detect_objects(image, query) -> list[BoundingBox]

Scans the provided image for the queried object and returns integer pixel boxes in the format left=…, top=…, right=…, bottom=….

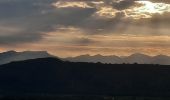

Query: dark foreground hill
left=0, top=57, right=170, bottom=97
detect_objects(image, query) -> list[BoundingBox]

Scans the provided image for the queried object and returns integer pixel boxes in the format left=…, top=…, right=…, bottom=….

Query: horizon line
left=0, top=50, right=169, bottom=58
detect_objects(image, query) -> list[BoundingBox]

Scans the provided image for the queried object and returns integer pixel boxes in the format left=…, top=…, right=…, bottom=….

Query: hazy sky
left=0, top=0, right=170, bottom=57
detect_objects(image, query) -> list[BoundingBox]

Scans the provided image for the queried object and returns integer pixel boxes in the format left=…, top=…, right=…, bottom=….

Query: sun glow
left=135, top=1, right=170, bottom=14
left=123, top=1, right=170, bottom=19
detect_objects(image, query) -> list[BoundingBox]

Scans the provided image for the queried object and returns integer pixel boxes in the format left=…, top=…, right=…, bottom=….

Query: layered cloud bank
left=0, top=0, right=170, bottom=57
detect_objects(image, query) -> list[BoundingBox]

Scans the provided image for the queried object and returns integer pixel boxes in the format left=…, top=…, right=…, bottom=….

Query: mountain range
left=64, top=53, right=170, bottom=65
left=0, top=50, right=52, bottom=65
left=0, top=51, right=170, bottom=97
left=0, top=51, right=170, bottom=65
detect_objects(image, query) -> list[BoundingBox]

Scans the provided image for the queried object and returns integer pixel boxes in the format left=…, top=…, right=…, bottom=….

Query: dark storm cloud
left=0, top=0, right=56, bottom=18
left=112, top=0, right=136, bottom=10
left=0, top=0, right=58, bottom=45
left=0, top=0, right=97, bottom=45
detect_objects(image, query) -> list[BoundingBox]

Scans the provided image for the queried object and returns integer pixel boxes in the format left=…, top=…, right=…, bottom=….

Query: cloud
left=112, top=0, right=136, bottom=10
left=52, top=1, right=93, bottom=8
left=0, top=0, right=57, bottom=45
left=0, top=0, right=170, bottom=47
left=0, top=0, right=96, bottom=45
left=1, top=0, right=170, bottom=57
left=150, top=0, right=170, bottom=3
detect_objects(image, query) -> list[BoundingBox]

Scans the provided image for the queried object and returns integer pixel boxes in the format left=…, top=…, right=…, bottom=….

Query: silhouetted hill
left=0, top=58, right=170, bottom=97
left=0, top=51, right=53, bottom=65
left=64, top=53, right=170, bottom=65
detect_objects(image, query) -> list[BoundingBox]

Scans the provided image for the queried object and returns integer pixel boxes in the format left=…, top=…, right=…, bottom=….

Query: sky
left=0, top=0, right=170, bottom=57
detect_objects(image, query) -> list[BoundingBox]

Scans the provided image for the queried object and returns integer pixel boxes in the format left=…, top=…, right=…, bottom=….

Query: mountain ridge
left=0, top=50, right=170, bottom=65
left=0, top=50, right=53, bottom=65
left=64, top=53, right=170, bottom=65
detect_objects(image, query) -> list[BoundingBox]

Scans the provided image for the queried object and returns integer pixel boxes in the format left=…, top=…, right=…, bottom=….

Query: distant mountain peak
left=2, top=50, right=17, bottom=54
left=129, top=53, right=150, bottom=57
left=1, top=50, right=49, bottom=54
left=92, top=54, right=103, bottom=57
left=0, top=50, right=53, bottom=65
left=76, top=54, right=91, bottom=57
left=22, top=50, right=48, bottom=53
left=64, top=53, right=170, bottom=65
left=154, top=54, right=169, bottom=58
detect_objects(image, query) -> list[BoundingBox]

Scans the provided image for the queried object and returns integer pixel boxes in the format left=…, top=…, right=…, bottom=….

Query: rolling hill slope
left=0, top=58, right=170, bottom=97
